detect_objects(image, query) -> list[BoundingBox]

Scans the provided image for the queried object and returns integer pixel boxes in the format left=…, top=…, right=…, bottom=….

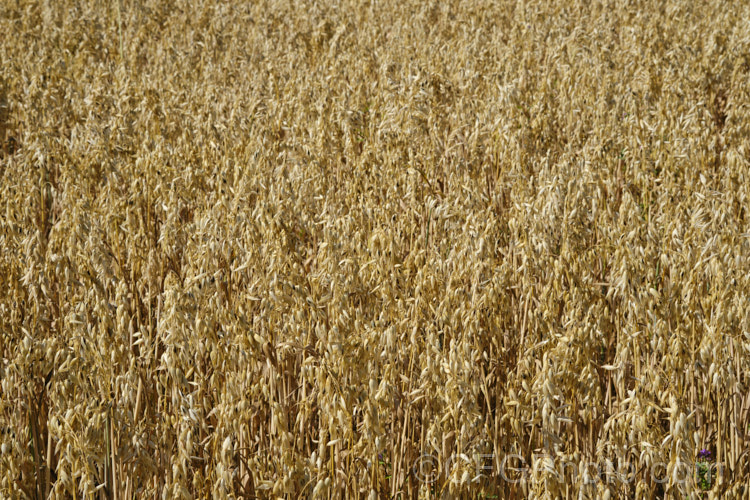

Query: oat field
left=2, top=0, right=750, bottom=498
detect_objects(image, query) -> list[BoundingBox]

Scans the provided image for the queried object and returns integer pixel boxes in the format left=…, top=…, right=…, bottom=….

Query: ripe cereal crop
left=1, top=0, right=750, bottom=498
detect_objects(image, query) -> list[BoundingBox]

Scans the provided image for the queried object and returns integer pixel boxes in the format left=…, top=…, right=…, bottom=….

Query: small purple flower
left=696, top=449, right=714, bottom=491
